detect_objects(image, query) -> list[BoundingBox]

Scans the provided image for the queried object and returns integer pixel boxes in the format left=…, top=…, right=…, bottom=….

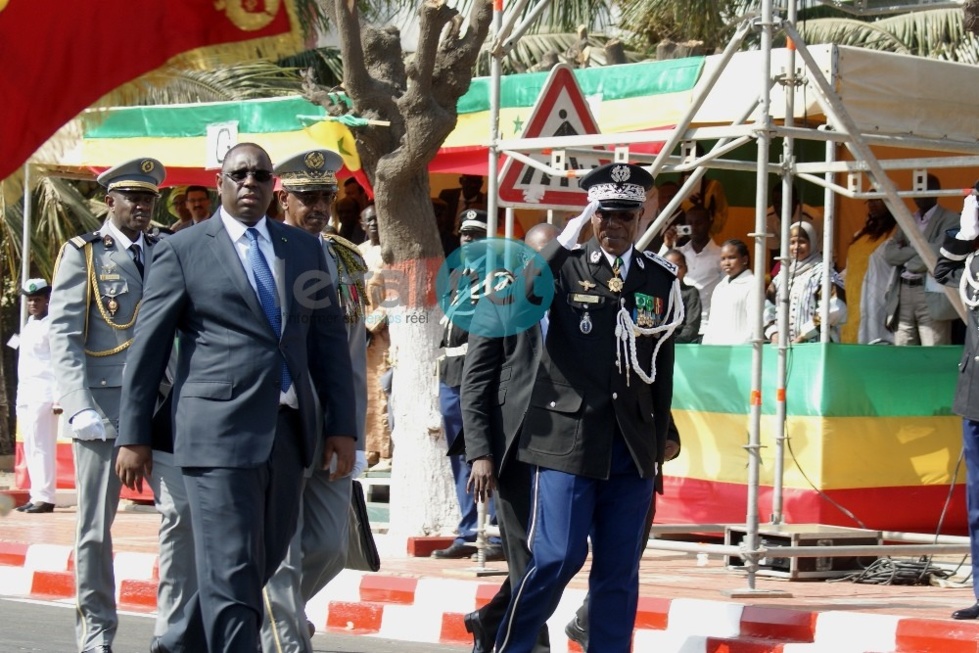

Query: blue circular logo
left=436, top=237, right=554, bottom=338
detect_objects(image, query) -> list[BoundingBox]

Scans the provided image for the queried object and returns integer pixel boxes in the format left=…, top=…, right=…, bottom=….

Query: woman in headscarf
left=764, top=221, right=847, bottom=343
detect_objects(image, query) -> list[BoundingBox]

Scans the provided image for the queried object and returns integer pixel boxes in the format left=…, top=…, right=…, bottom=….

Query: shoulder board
left=643, top=250, right=678, bottom=276
left=323, top=234, right=367, bottom=267
left=68, top=232, right=100, bottom=249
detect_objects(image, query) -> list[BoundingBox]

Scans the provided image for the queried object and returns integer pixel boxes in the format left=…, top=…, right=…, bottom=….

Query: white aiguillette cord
left=614, top=279, right=685, bottom=386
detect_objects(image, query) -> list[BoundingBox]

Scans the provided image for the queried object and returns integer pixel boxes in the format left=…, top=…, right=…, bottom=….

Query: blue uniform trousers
left=496, top=436, right=653, bottom=653
left=963, top=419, right=979, bottom=599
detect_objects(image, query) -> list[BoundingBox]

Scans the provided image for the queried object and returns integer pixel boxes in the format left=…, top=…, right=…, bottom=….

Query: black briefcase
left=345, top=480, right=381, bottom=572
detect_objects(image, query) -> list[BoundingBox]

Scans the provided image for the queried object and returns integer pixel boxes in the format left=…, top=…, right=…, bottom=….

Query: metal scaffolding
left=483, top=0, right=979, bottom=590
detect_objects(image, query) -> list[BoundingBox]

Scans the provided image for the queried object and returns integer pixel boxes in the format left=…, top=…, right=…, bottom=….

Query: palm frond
left=792, top=16, right=912, bottom=52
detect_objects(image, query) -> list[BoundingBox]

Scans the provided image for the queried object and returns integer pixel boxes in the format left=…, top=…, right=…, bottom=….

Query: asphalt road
left=0, top=596, right=469, bottom=653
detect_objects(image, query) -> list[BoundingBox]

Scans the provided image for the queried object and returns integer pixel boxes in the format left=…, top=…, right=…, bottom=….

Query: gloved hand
left=557, top=200, right=600, bottom=249
left=70, top=409, right=106, bottom=441
left=958, top=194, right=979, bottom=241
left=350, top=450, right=368, bottom=479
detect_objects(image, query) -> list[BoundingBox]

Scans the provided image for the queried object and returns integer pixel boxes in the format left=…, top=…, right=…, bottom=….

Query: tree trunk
left=317, top=0, right=493, bottom=541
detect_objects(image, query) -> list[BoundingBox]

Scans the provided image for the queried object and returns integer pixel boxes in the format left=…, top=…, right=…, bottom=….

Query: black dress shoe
left=431, top=541, right=477, bottom=559
left=82, top=646, right=112, bottom=653
left=471, top=544, right=505, bottom=562
left=565, top=615, right=589, bottom=650
left=952, top=602, right=979, bottom=620
left=22, top=501, right=55, bottom=514
left=149, top=636, right=167, bottom=653
left=464, top=610, right=494, bottom=653
left=14, top=501, right=31, bottom=512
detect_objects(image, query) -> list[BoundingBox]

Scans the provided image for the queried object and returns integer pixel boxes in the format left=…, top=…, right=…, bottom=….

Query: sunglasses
left=223, top=169, right=274, bottom=183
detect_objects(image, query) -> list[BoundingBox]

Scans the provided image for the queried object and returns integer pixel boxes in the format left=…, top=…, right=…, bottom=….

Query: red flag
left=0, top=0, right=305, bottom=181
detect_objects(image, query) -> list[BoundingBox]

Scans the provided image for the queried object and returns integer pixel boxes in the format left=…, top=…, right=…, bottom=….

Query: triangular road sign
left=498, top=64, right=608, bottom=210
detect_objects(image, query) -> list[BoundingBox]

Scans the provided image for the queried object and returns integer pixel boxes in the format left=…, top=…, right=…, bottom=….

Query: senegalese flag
left=0, top=0, right=305, bottom=182
left=661, top=344, right=965, bottom=534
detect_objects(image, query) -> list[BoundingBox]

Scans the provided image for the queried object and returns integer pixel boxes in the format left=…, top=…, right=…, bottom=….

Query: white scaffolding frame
left=480, top=0, right=977, bottom=590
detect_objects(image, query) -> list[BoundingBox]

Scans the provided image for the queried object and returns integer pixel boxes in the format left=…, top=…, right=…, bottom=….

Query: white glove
left=350, top=450, right=368, bottom=479
left=558, top=200, right=600, bottom=249
left=70, top=409, right=107, bottom=441
left=958, top=194, right=979, bottom=241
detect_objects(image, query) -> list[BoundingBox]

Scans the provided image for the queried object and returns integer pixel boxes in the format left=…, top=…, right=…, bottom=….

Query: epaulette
left=68, top=232, right=100, bottom=249
left=323, top=234, right=368, bottom=271
left=643, top=250, right=678, bottom=276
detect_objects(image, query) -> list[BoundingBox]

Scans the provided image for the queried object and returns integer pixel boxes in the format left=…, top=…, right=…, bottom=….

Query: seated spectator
left=663, top=249, right=702, bottom=343
left=841, top=198, right=897, bottom=344
left=764, top=222, right=847, bottom=343
left=702, top=239, right=757, bottom=345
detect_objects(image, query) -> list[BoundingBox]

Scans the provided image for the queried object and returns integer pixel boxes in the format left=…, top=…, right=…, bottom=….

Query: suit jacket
left=935, top=233, right=979, bottom=421
left=117, top=214, right=356, bottom=469
left=883, top=204, right=960, bottom=323
left=461, top=324, right=542, bottom=476
left=49, top=221, right=157, bottom=439
left=518, top=238, right=678, bottom=482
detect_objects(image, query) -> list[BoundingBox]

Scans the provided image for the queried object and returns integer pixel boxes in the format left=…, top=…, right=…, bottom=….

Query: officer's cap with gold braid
left=97, top=158, right=165, bottom=196
left=274, top=149, right=345, bottom=193
left=580, top=163, right=654, bottom=211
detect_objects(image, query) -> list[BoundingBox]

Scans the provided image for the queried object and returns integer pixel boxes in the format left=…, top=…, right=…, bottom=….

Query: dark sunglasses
left=223, top=169, right=274, bottom=183
left=597, top=210, right=637, bottom=224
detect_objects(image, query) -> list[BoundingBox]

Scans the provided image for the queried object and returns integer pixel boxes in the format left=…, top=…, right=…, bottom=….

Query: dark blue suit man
left=495, top=163, right=683, bottom=653
left=115, top=143, right=356, bottom=652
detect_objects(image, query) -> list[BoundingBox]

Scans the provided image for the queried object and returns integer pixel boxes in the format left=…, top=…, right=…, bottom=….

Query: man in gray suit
left=48, top=157, right=166, bottom=653
left=115, top=142, right=356, bottom=653
left=260, top=149, right=369, bottom=652
left=883, top=173, right=960, bottom=345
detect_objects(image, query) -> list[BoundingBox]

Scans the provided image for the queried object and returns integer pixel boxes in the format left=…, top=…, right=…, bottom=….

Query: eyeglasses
left=223, top=169, right=274, bottom=183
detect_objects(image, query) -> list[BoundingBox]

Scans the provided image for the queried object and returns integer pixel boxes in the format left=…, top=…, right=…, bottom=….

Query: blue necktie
left=245, top=228, right=292, bottom=392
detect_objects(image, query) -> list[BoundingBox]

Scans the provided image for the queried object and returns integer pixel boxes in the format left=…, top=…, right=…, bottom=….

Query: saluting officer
left=936, top=191, right=979, bottom=621
left=260, top=149, right=370, bottom=653
left=48, top=157, right=165, bottom=653
left=494, top=163, right=684, bottom=653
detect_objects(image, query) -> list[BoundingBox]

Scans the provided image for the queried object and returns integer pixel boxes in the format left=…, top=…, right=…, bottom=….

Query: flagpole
left=20, top=163, right=31, bottom=327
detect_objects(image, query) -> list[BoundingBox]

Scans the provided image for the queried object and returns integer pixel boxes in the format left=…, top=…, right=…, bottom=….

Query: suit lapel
left=268, top=220, right=294, bottom=337
left=205, top=217, right=271, bottom=332
left=622, top=248, right=645, bottom=296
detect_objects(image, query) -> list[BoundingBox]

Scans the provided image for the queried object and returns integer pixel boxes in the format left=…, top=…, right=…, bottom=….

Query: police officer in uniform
left=14, top=278, right=59, bottom=514
left=260, top=149, right=370, bottom=652
left=936, top=191, right=979, bottom=620
left=494, top=163, right=683, bottom=653
left=432, top=210, right=502, bottom=561
left=49, top=157, right=165, bottom=653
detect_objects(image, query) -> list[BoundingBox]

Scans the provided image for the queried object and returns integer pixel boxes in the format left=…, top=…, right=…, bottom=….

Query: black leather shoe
left=82, top=646, right=112, bottom=653
left=306, top=619, right=316, bottom=638
left=952, top=602, right=979, bottom=620
left=149, top=637, right=168, bottom=653
left=431, top=541, right=477, bottom=559
left=565, top=615, right=589, bottom=650
left=471, top=544, right=505, bottom=562
left=22, top=501, right=55, bottom=514
left=463, top=610, right=494, bottom=653
left=14, top=501, right=31, bottom=512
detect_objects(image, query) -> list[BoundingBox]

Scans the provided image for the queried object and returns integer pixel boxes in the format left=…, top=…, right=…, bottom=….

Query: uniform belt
left=443, top=344, right=469, bottom=357
left=900, top=277, right=924, bottom=287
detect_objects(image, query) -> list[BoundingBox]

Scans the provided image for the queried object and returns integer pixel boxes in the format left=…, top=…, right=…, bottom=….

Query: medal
left=102, top=234, right=115, bottom=248
left=579, top=311, right=593, bottom=334
left=607, top=277, right=624, bottom=293
left=106, top=296, right=119, bottom=317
